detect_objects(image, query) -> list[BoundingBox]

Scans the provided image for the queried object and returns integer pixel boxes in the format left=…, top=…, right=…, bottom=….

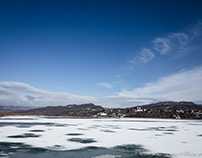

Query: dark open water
left=0, top=142, right=170, bottom=158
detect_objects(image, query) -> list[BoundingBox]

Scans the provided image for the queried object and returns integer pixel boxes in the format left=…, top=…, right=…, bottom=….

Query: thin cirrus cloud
left=152, top=37, right=171, bottom=55
left=189, top=20, right=202, bottom=40
left=127, top=21, right=202, bottom=70
left=97, top=82, right=113, bottom=89
left=128, top=47, right=155, bottom=67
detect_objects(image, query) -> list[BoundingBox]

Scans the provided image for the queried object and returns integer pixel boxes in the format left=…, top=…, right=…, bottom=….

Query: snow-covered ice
left=0, top=116, right=202, bottom=158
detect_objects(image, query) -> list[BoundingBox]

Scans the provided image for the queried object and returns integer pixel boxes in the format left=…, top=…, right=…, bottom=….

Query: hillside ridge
left=0, top=101, right=202, bottom=119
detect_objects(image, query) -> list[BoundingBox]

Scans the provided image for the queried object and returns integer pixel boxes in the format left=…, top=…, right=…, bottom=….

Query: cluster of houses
left=91, top=106, right=202, bottom=119
left=92, top=106, right=146, bottom=118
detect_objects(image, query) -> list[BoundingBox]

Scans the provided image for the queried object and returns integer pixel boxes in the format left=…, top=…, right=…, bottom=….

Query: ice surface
left=0, top=116, right=202, bottom=158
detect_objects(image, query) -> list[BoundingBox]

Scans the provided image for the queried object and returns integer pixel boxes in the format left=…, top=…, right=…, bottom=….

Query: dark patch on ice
left=66, top=133, right=84, bottom=136
left=55, top=123, right=77, bottom=127
left=0, top=122, right=70, bottom=129
left=168, top=126, right=177, bottom=128
left=165, top=129, right=177, bottom=132
left=148, top=127, right=178, bottom=132
left=101, top=129, right=116, bottom=133
left=103, top=125, right=121, bottom=130
left=77, top=128, right=89, bottom=130
left=48, top=145, right=65, bottom=150
left=197, top=134, right=202, bottom=137
left=68, top=124, right=78, bottom=126
left=163, top=132, right=173, bottom=135
left=30, top=130, right=45, bottom=132
left=111, top=126, right=121, bottom=129
left=128, top=126, right=178, bottom=132
left=68, top=138, right=96, bottom=144
left=128, top=128, right=146, bottom=131
left=155, top=134, right=162, bottom=136
left=182, top=141, right=187, bottom=144
left=88, top=125, right=101, bottom=129
left=188, top=123, right=202, bottom=126
left=54, top=123, right=66, bottom=127
left=0, top=122, right=55, bottom=128
left=99, top=125, right=109, bottom=129
left=17, top=125, right=31, bottom=128
left=54, top=145, right=62, bottom=147
left=8, top=133, right=41, bottom=138
left=53, top=145, right=63, bottom=149
left=91, top=125, right=102, bottom=128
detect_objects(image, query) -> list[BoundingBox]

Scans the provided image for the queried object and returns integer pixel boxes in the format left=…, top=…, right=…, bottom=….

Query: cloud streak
left=118, top=66, right=202, bottom=104
left=127, top=20, right=202, bottom=70
left=97, top=82, right=113, bottom=89
left=128, top=48, right=155, bottom=69
left=152, top=38, right=171, bottom=55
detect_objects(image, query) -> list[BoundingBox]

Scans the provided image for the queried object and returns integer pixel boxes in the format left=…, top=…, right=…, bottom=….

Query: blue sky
left=1, top=0, right=202, bottom=107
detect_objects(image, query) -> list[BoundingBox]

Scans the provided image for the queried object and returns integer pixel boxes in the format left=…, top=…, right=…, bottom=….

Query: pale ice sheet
left=0, top=116, right=202, bottom=157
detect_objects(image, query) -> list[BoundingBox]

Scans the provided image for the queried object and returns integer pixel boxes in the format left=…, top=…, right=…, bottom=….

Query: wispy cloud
left=97, top=82, right=112, bottom=89
left=152, top=37, right=171, bottom=55
left=128, top=47, right=155, bottom=70
left=169, top=33, right=190, bottom=48
left=118, top=66, right=202, bottom=103
left=188, top=20, right=202, bottom=40
left=127, top=20, right=202, bottom=70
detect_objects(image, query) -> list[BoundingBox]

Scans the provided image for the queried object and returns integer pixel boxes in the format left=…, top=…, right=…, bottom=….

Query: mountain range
left=0, top=105, right=32, bottom=113
left=0, top=101, right=202, bottom=119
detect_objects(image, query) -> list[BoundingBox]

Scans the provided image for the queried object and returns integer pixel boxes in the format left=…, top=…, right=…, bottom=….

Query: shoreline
left=1, top=114, right=201, bottom=120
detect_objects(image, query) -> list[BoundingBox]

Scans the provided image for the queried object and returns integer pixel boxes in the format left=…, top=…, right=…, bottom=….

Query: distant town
left=0, top=101, right=202, bottom=119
